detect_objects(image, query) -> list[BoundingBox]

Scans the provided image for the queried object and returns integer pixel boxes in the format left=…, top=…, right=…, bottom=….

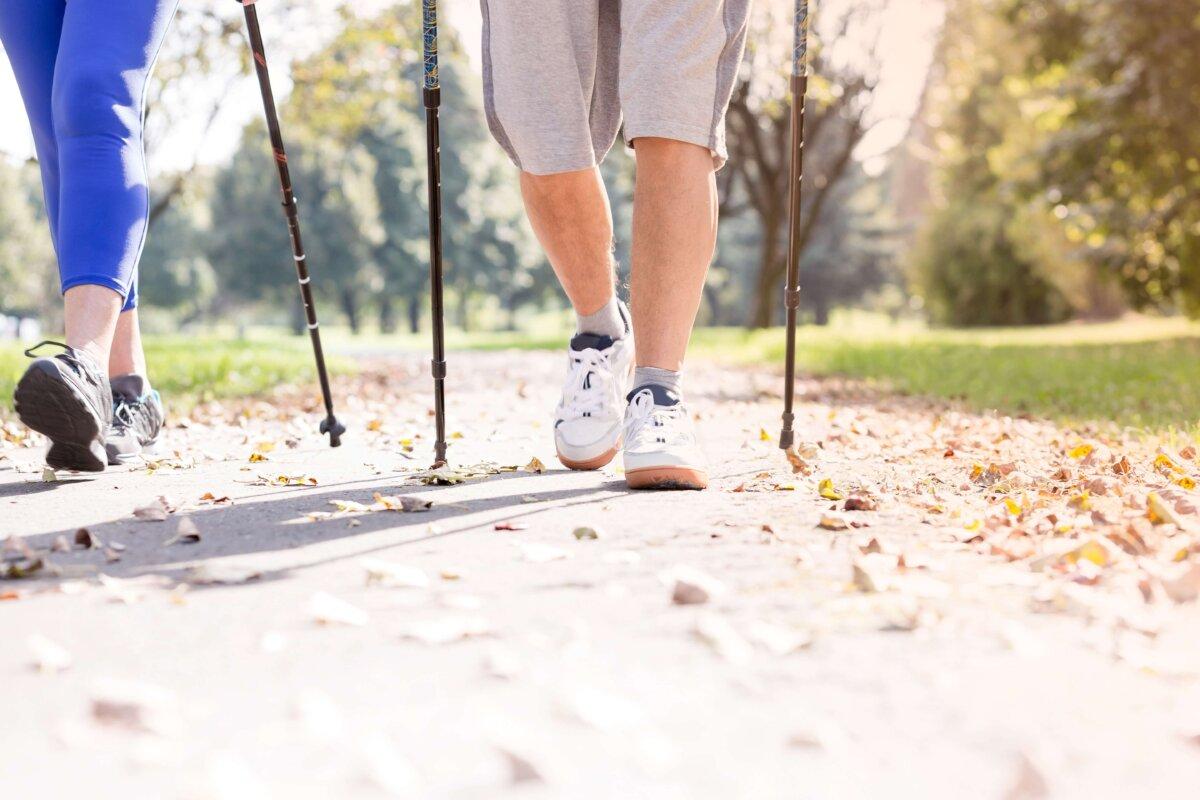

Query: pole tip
left=321, top=416, right=346, bottom=448
left=779, top=428, right=795, bottom=450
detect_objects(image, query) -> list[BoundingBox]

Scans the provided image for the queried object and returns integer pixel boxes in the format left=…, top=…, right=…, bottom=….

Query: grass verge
left=2, top=316, right=1195, bottom=433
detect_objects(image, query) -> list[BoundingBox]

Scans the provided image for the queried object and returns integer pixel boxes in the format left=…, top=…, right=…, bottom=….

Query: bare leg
left=629, top=138, right=718, bottom=372
left=63, top=285, right=122, bottom=367
left=109, top=309, right=148, bottom=378
left=520, top=167, right=616, bottom=315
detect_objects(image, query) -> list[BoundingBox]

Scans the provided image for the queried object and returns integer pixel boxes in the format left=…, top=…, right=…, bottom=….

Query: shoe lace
left=624, top=389, right=693, bottom=449
left=111, top=398, right=140, bottom=434
left=558, top=348, right=617, bottom=420
left=23, top=340, right=102, bottom=387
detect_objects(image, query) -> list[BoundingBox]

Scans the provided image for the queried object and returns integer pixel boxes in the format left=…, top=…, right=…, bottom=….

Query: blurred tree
left=1008, top=0, right=1200, bottom=315
left=724, top=1, right=892, bottom=327
left=0, top=158, right=57, bottom=317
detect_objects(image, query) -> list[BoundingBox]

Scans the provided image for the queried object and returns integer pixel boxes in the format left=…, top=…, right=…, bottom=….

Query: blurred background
left=0, top=0, right=1197, bottom=427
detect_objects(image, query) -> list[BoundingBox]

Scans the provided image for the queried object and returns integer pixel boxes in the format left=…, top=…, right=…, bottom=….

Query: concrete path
left=2, top=351, right=1198, bottom=799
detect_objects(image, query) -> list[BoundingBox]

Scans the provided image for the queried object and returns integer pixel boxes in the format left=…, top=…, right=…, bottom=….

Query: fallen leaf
left=493, top=521, right=528, bottom=532
left=248, top=451, right=269, bottom=463
left=362, top=559, right=429, bottom=589
left=818, top=478, right=844, bottom=501
left=572, top=526, right=600, bottom=541
left=497, top=748, right=544, bottom=785
left=373, top=493, right=432, bottom=512
left=41, top=467, right=57, bottom=482
left=818, top=514, right=850, bottom=531
left=524, top=457, right=547, bottom=474
left=330, top=499, right=372, bottom=514
left=397, top=615, right=491, bottom=644
left=309, top=592, right=369, bottom=627
left=667, top=566, right=725, bottom=605
left=74, top=528, right=101, bottom=549
left=1148, top=492, right=1186, bottom=528
left=199, top=492, right=231, bottom=504
left=784, top=446, right=813, bottom=475
left=163, top=517, right=201, bottom=546
left=1068, top=443, right=1094, bottom=459
left=133, top=497, right=171, bottom=522
left=844, top=496, right=877, bottom=512
left=185, top=563, right=262, bottom=585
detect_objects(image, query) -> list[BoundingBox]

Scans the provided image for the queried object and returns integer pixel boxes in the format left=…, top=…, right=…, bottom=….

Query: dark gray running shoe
left=13, top=341, right=113, bottom=472
left=106, top=375, right=165, bottom=465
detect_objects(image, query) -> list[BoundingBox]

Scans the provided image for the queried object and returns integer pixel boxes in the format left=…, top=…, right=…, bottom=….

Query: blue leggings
left=0, top=0, right=178, bottom=311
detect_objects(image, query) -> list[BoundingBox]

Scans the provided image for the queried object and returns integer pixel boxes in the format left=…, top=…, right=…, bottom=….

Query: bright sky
left=0, top=0, right=940, bottom=173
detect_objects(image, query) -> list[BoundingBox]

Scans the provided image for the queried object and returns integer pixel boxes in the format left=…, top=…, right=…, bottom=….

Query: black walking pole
left=423, top=0, right=449, bottom=467
left=780, top=0, right=810, bottom=453
left=236, top=0, right=344, bottom=447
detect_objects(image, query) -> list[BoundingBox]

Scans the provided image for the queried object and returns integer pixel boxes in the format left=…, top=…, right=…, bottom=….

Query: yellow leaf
left=366, top=419, right=383, bottom=432
left=1147, top=492, right=1184, bottom=527
left=524, top=457, right=546, bottom=474
left=1004, top=497, right=1023, bottom=516
left=254, top=440, right=277, bottom=453
left=969, top=463, right=984, bottom=481
left=450, top=432, right=464, bottom=440
left=1171, top=475, right=1196, bottom=490
left=1154, top=454, right=1184, bottom=474
left=818, top=514, right=849, bottom=531
left=1064, top=539, right=1109, bottom=568
left=1068, top=444, right=1093, bottom=460
left=759, top=428, right=771, bottom=442
left=1068, top=491, right=1092, bottom=510
left=964, top=519, right=982, bottom=532
left=817, top=478, right=844, bottom=501
left=249, top=452, right=268, bottom=463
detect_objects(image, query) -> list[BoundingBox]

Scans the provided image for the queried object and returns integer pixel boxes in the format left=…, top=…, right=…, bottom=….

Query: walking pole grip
left=424, top=0, right=449, bottom=466
left=238, top=0, right=345, bottom=448
left=779, top=0, right=809, bottom=451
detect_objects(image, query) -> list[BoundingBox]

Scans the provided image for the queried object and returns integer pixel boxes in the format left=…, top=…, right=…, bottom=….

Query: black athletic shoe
left=105, top=375, right=165, bottom=465
left=13, top=341, right=113, bottom=473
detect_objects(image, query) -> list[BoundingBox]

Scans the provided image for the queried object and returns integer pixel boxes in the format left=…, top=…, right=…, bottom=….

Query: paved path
left=2, top=351, right=1199, bottom=799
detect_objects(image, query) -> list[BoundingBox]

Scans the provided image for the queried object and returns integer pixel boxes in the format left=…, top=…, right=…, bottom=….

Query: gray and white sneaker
left=554, top=316, right=635, bottom=471
left=13, top=341, right=113, bottom=472
left=105, top=375, right=165, bottom=465
left=622, top=385, right=708, bottom=490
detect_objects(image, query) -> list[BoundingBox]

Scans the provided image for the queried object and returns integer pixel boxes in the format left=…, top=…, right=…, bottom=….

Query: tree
left=723, top=0, right=890, bottom=327
left=0, top=158, right=57, bottom=319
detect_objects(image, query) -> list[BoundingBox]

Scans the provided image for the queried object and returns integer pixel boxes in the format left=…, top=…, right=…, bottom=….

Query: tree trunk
left=341, top=288, right=360, bottom=334
left=812, top=294, right=831, bottom=326
left=379, top=296, right=396, bottom=334
left=751, top=210, right=784, bottom=328
left=407, top=295, right=421, bottom=334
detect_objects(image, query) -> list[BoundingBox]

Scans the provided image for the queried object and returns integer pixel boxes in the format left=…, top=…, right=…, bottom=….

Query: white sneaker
left=554, top=329, right=634, bottom=470
left=622, top=385, right=708, bottom=490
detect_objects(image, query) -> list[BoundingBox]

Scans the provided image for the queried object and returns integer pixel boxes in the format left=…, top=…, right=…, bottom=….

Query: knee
left=633, top=137, right=711, bottom=166
left=52, top=63, right=139, bottom=141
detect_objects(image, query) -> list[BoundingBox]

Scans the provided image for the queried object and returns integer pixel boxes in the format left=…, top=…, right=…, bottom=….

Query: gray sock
left=576, top=295, right=626, bottom=340
left=632, top=366, right=682, bottom=398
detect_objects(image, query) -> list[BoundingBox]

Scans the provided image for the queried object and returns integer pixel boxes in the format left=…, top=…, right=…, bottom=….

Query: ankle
left=632, top=366, right=682, bottom=397
left=576, top=295, right=627, bottom=340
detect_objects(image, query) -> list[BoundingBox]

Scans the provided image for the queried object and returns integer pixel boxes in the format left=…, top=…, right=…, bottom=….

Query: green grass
left=2, top=315, right=1196, bottom=433
left=0, top=336, right=357, bottom=413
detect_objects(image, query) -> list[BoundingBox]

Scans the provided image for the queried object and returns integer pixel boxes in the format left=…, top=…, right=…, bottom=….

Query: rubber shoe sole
left=625, top=465, right=708, bottom=491
left=14, top=363, right=107, bottom=473
left=557, top=443, right=619, bottom=471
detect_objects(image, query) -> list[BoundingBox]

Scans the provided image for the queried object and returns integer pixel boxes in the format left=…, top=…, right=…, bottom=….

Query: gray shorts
left=480, top=0, right=752, bottom=175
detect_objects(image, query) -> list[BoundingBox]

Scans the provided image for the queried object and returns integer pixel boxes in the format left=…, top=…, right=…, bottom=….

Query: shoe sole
left=14, top=364, right=107, bottom=473
left=107, top=437, right=166, bottom=466
left=625, top=465, right=708, bottom=491
left=557, top=444, right=619, bottom=471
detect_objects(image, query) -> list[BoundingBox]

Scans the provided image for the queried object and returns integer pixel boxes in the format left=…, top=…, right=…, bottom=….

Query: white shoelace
left=557, top=348, right=618, bottom=421
left=624, top=389, right=693, bottom=450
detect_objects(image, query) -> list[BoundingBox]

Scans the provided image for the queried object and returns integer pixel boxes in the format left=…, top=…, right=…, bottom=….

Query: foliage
left=913, top=0, right=1200, bottom=323
left=0, top=159, right=57, bottom=317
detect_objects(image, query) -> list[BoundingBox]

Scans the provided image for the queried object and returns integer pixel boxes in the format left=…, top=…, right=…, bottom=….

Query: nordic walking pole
left=423, top=0, right=449, bottom=467
left=237, top=0, right=345, bottom=447
left=780, top=0, right=810, bottom=452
